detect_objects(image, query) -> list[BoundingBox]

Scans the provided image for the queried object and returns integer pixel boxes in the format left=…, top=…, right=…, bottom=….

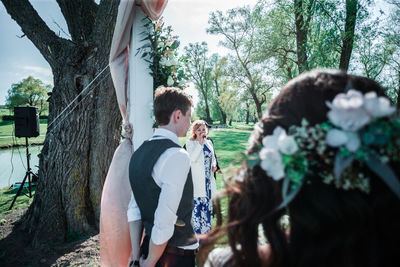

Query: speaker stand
left=9, top=137, right=38, bottom=210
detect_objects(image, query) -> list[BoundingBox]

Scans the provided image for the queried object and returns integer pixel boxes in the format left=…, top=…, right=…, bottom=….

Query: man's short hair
left=154, top=87, right=193, bottom=126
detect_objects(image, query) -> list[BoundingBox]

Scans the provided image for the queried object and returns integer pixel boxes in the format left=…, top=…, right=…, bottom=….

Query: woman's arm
left=208, top=140, right=217, bottom=170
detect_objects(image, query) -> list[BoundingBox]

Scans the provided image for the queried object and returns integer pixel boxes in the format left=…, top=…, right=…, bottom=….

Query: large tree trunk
left=245, top=102, right=250, bottom=124
left=294, top=0, right=308, bottom=73
left=249, top=87, right=262, bottom=118
left=1, top=0, right=121, bottom=245
left=214, top=80, right=227, bottom=124
left=204, top=100, right=213, bottom=124
left=221, top=111, right=227, bottom=125
left=201, top=87, right=213, bottom=124
left=339, top=0, right=358, bottom=71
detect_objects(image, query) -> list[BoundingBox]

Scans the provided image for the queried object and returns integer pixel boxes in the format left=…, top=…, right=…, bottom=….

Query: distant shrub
left=1, top=115, right=48, bottom=122
left=2, top=115, right=14, bottom=121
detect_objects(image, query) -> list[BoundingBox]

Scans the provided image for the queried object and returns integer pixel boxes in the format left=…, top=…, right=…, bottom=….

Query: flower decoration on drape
left=100, top=1, right=168, bottom=266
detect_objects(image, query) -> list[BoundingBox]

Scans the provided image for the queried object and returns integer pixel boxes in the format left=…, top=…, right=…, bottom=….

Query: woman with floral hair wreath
left=203, top=69, right=400, bottom=267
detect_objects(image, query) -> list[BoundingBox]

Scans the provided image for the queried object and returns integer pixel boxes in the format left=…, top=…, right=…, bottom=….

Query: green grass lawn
left=0, top=128, right=252, bottom=218
left=179, top=128, right=251, bottom=176
left=179, top=126, right=251, bottom=221
left=0, top=121, right=47, bottom=148
left=0, top=187, right=35, bottom=217
left=0, top=120, right=47, bottom=137
left=0, top=108, right=10, bottom=117
left=0, top=108, right=47, bottom=148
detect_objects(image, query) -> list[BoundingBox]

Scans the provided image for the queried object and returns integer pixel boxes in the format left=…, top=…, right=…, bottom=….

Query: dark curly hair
left=203, top=69, right=400, bottom=267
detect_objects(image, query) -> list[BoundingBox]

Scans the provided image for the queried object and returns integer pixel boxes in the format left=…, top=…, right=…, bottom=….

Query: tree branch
left=56, top=0, right=98, bottom=44
left=91, top=0, right=120, bottom=60
left=1, top=0, right=70, bottom=68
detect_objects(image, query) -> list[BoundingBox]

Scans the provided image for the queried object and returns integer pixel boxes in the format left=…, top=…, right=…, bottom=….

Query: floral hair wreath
left=247, top=89, right=400, bottom=210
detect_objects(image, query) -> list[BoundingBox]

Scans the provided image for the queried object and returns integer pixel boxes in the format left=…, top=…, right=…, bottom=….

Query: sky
left=0, top=0, right=259, bottom=106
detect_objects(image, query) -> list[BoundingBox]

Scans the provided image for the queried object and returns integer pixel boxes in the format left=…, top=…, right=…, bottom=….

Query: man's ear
left=172, top=109, right=182, bottom=123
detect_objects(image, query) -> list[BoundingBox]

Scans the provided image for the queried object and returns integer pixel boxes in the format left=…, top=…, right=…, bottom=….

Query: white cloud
left=15, top=65, right=53, bottom=86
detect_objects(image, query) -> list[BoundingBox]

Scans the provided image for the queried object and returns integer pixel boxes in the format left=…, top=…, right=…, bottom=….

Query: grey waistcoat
left=129, top=138, right=197, bottom=247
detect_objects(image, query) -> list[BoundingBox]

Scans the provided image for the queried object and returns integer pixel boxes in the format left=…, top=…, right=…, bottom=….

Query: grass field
left=0, top=187, right=36, bottom=217
left=0, top=108, right=10, bottom=117
left=0, top=127, right=252, bottom=217
left=0, top=108, right=47, bottom=148
left=179, top=128, right=251, bottom=173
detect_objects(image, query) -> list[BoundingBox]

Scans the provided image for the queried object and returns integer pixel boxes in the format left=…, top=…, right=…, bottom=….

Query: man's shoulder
left=162, top=145, right=190, bottom=162
left=169, top=146, right=190, bottom=160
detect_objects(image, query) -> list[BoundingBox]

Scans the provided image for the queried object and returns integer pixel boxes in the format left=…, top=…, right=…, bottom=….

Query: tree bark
left=294, top=0, right=308, bottom=73
left=245, top=102, right=250, bottom=124
left=214, top=79, right=226, bottom=124
left=221, top=112, right=227, bottom=125
left=339, top=0, right=358, bottom=71
left=1, top=0, right=121, bottom=246
left=203, top=97, right=213, bottom=124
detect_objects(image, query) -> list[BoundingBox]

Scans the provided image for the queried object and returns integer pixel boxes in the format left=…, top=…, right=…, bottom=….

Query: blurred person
left=203, top=69, right=400, bottom=267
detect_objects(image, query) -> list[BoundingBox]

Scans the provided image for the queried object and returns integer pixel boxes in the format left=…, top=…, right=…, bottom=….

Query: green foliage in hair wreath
left=245, top=90, right=400, bottom=209
left=138, top=17, right=187, bottom=90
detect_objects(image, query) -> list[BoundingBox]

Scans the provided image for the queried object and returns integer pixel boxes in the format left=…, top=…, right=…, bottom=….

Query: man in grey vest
left=128, top=87, right=198, bottom=267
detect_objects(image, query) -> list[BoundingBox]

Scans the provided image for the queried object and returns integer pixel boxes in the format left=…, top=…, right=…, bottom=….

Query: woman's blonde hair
left=191, top=120, right=207, bottom=139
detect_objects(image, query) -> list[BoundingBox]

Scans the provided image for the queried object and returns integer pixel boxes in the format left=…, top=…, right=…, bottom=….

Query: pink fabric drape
left=100, top=0, right=168, bottom=266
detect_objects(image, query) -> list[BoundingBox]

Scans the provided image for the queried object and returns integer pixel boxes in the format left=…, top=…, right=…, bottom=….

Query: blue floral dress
left=192, top=144, right=213, bottom=234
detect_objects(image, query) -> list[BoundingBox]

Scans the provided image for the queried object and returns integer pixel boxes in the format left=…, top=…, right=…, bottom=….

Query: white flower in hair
left=259, top=148, right=284, bottom=180
left=363, top=91, right=396, bottom=118
left=278, top=132, right=298, bottom=155
left=262, top=126, right=298, bottom=155
left=326, top=89, right=371, bottom=131
left=326, top=129, right=360, bottom=152
left=262, top=126, right=281, bottom=150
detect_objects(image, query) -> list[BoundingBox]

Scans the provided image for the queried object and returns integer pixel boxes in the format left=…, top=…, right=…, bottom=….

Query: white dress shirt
left=127, top=128, right=199, bottom=249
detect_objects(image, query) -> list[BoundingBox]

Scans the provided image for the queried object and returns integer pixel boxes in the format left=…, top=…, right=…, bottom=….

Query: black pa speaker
left=14, top=106, right=40, bottom=138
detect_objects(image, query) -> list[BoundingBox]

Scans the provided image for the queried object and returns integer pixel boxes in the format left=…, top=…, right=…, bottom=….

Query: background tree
left=256, top=1, right=298, bottom=83
left=339, top=0, right=358, bottom=70
left=354, top=23, right=394, bottom=80
left=208, top=5, right=273, bottom=118
left=1, top=0, right=121, bottom=245
left=6, top=76, right=51, bottom=115
left=219, top=88, right=239, bottom=126
left=210, top=54, right=228, bottom=124
left=294, top=0, right=314, bottom=73
left=183, top=42, right=213, bottom=123
left=384, top=0, right=400, bottom=107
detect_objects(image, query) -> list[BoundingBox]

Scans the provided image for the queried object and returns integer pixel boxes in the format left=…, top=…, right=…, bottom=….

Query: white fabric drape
left=100, top=1, right=168, bottom=266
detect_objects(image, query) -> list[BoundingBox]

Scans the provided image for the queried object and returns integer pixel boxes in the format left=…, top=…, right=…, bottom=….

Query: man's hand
left=212, top=166, right=217, bottom=173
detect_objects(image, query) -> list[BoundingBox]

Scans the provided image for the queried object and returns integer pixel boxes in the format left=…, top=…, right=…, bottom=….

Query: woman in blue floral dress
left=186, top=120, right=217, bottom=235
